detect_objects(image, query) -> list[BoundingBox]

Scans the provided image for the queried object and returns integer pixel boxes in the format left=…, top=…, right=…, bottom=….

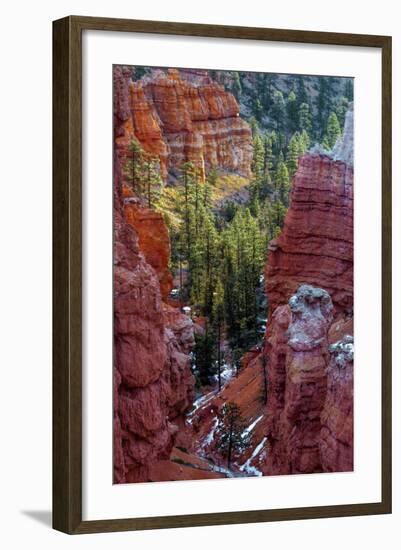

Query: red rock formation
left=113, top=66, right=252, bottom=183
left=123, top=187, right=173, bottom=300
left=320, top=335, right=354, bottom=472
left=114, top=184, right=194, bottom=484
left=264, top=285, right=333, bottom=475
left=114, top=205, right=169, bottom=483
left=262, top=111, right=354, bottom=475
left=265, top=153, right=353, bottom=315
left=114, top=239, right=195, bottom=481
left=262, top=304, right=291, bottom=473
left=114, top=66, right=168, bottom=179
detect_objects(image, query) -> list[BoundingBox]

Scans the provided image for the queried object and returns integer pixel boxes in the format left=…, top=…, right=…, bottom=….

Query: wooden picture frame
left=53, top=15, right=392, bottom=534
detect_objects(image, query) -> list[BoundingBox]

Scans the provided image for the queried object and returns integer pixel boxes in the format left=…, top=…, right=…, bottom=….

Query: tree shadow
left=21, top=510, right=52, bottom=528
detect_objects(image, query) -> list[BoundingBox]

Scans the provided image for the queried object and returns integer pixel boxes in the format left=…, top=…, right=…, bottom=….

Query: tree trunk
left=227, top=418, right=234, bottom=469
left=217, top=321, right=222, bottom=391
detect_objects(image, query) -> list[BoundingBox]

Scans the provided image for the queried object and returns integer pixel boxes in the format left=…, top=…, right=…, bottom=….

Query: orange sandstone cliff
left=113, top=65, right=252, bottom=182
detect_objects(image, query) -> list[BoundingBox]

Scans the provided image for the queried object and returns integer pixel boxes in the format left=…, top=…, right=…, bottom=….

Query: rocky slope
left=186, top=349, right=268, bottom=476
left=114, top=65, right=253, bottom=182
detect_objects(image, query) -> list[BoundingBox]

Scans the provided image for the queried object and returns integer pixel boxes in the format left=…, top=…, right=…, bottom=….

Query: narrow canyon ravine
left=113, top=66, right=354, bottom=484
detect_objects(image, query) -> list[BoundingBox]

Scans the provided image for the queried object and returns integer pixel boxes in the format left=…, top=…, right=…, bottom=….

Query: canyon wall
left=113, top=65, right=253, bottom=182
left=265, top=107, right=354, bottom=316
left=114, top=200, right=195, bottom=483
left=113, top=120, right=195, bottom=483
left=263, top=107, right=354, bottom=475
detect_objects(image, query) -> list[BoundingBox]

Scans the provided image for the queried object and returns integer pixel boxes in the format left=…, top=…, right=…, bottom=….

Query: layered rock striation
left=113, top=66, right=253, bottom=182
left=263, top=108, right=354, bottom=475
left=265, top=105, right=354, bottom=316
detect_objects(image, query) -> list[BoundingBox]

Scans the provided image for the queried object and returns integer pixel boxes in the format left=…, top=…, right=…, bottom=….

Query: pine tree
left=299, top=129, right=311, bottom=153
left=252, top=133, right=265, bottom=180
left=269, top=130, right=280, bottom=159
left=263, top=131, right=274, bottom=173
left=193, top=320, right=217, bottom=386
left=207, top=166, right=219, bottom=187
left=253, top=97, right=263, bottom=123
left=271, top=90, right=286, bottom=135
left=212, top=279, right=225, bottom=391
left=298, top=102, right=313, bottom=135
left=286, top=90, right=298, bottom=133
left=335, top=96, right=349, bottom=129
left=323, top=112, right=342, bottom=150
left=249, top=116, right=260, bottom=137
left=123, top=138, right=145, bottom=196
left=231, top=71, right=242, bottom=101
left=250, top=132, right=265, bottom=206
left=275, top=159, right=291, bottom=205
left=271, top=199, right=287, bottom=232
left=216, top=402, right=250, bottom=468
left=286, top=132, right=301, bottom=177
left=133, top=66, right=146, bottom=81
left=295, top=75, right=309, bottom=106
left=180, top=161, right=195, bottom=263
left=203, top=181, right=213, bottom=210
left=143, top=155, right=162, bottom=208
left=221, top=209, right=264, bottom=350
left=344, top=79, right=354, bottom=101
left=315, top=77, right=330, bottom=139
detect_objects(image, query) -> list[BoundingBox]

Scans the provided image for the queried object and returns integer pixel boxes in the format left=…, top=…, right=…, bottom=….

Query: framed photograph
left=53, top=16, right=392, bottom=534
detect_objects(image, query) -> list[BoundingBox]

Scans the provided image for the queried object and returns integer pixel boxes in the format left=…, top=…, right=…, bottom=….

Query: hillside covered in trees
left=114, top=65, right=354, bottom=482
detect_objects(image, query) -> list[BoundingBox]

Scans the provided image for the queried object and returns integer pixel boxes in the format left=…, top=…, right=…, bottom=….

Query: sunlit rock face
left=113, top=65, right=253, bottom=183
left=265, top=110, right=354, bottom=316
left=123, top=185, right=173, bottom=300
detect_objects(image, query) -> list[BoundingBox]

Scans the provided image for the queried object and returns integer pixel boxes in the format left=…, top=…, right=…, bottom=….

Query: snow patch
left=239, top=437, right=267, bottom=477
left=201, top=417, right=219, bottom=449
left=187, top=390, right=216, bottom=423
left=213, top=362, right=234, bottom=386
left=242, top=415, right=264, bottom=438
